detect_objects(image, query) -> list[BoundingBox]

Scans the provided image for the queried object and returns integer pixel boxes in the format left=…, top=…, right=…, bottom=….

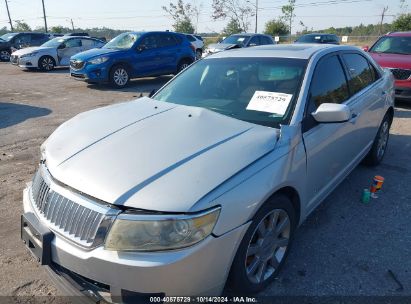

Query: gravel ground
left=0, top=62, right=410, bottom=303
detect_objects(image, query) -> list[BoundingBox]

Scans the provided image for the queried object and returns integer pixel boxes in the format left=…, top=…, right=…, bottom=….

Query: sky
left=0, top=0, right=410, bottom=34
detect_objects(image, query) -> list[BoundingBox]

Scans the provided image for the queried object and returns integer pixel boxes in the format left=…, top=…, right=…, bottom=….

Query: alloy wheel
left=0, top=50, right=10, bottom=61
left=245, top=209, right=291, bottom=284
left=41, top=57, right=54, bottom=71
left=377, top=120, right=389, bottom=160
left=113, top=68, right=128, bottom=86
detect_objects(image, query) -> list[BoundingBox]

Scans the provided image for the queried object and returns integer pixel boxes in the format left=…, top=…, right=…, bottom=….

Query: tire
left=109, top=64, right=130, bottom=88
left=38, top=56, right=55, bottom=71
left=195, top=49, right=202, bottom=60
left=0, top=50, right=11, bottom=61
left=227, top=194, right=296, bottom=294
left=176, top=58, right=192, bottom=74
left=363, top=113, right=392, bottom=166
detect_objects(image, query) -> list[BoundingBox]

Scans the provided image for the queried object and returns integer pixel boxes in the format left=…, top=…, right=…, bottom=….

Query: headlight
left=105, top=207, right=220, bottom=251
left=88, top=56, right=109, bottom=65
left=21, top=52, right=38, bottom=58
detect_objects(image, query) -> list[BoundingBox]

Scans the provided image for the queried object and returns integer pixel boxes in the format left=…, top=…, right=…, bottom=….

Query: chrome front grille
left=390, top=68, right=411, bottom=80
left=31, top=168, right=118, bottom=248
left=70, top=59, right=85, bottom=70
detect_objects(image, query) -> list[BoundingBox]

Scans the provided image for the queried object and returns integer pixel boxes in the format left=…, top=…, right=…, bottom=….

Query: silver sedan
left=21, top=44, right=394, bottom=300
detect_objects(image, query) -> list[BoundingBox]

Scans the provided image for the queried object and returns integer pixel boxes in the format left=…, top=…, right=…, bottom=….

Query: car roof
left=229, top=33, right=268, bottom=37
left=301, top=33, right=336, bottom=36
left=386, top=31, right=411, bottom=37
left=206, top=43, right=359, bottom=60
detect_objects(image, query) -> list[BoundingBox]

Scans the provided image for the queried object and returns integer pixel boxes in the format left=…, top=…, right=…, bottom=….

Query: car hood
left=71, top=47, right=122, bottom=61
left=43, top=97, right=279, bottom=212
left=207, top=43, right=240, bottom=52
left=12, top=46, right=53, bottom=56
left=369, top=52, right=411, bottom=69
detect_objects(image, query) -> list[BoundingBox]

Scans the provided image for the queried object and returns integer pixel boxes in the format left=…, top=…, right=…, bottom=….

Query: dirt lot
left=0, top=62, right=410, bottom=302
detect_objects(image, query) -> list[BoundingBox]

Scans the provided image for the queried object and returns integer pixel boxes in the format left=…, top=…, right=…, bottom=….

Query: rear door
left=57, top=38, right=82, bottom=66
left=340, top=52, right=387, bottom=154
left=156, top=33, right=181, bottom=74
left=303, top=54, right=359, bottom=212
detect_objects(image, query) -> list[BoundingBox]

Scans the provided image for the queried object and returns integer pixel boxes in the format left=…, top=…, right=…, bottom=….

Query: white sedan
left=10, top=36, right=105, bottom=71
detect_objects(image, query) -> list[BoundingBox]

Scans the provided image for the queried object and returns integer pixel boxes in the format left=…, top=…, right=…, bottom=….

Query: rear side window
left=159, top=33, right=179, bottom=47
left=309, top=55, right=349, bottom=109
left=342, top=53, right=374, bottom=95
left=261, top=36, right=273, bottom=45
left=186, top=35, right=196, bottom=42
left=65, top=38, right=82, bottom=48
left=81, top=39, right=96, bottom=48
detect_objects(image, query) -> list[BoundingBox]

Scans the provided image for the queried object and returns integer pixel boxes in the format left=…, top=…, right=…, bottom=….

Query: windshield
left=296, top=35, right=322, bottom=43
left=370, top=36, right=411, bottom=55
left=0, top=33, right=18, bottom=42
left=153, top=57, right=307, bottom=128
left=103, top=32, right=140, bottom=50
left=221, top=35, right=250, bottom=46
left=41, top=37, right=66, bottom=48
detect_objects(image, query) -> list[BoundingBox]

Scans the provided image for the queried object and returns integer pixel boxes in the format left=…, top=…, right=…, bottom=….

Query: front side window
left=153, top=57, right=307, bottom=128
left=370, top=36, right=411, bottom=55
left=342, top=53, right=374, bottom=95
left=138, top=34, right=159, bottom=50
left=248, top=36, right=260, bottom=46
left=309, top=55, right=349, bottom=110
left=15, top=34, right=31, bottom=44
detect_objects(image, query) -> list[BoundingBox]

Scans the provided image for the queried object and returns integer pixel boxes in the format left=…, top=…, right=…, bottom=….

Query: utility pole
left=255, top=0, right=258, bottom=33
left=379, top=6, right=388, bottom=35
left=70, top=18, right=74, bottom=31
left=4, top=0, right=13, bottom=31
left=41, top=0, right=48, bottom=32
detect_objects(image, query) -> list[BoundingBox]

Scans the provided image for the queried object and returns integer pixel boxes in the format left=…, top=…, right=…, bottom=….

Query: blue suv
left=70, top=31, right=195, bottom=88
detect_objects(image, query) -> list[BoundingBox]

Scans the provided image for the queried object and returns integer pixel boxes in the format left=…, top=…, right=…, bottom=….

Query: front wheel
left=363, top=113, right=392, bottom=166
left=38, top=56, right=55, bottom=71
left=110, top=64, right=129, bottom=88
left=227, top=194, right=296, bottom=294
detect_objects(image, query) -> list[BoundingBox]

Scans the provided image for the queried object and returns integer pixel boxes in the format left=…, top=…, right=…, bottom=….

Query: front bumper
left=11, top=56, right=38, bottom=68
left=70, top=64, right=109, bottom=83
left=22, top=186, right=248, bottom=300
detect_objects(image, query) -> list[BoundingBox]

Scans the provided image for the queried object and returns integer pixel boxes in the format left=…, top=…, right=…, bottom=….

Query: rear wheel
left=110, top=64, right=130, bottom=88
left=227, top=194, right=296, bottom=294
left=195, top=49, right=202, bottom=60
left=176, top=59, right=192, bottom=74
left=38, top=56, right=55, bottom=71
left=0, top=50, right=11, bottom=61
left=363, top=113, right=392, bottom=166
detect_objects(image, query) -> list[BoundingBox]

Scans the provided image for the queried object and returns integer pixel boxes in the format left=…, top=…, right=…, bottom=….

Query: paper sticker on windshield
left=246, top=91, right=293, bottom=115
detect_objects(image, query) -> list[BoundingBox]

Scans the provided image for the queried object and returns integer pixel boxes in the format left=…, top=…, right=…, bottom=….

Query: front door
left=303, top=54, right=359, bottom=212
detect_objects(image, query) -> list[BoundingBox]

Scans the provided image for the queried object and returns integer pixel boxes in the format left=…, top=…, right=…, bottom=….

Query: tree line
left=1, top=0, right=411, bottom=39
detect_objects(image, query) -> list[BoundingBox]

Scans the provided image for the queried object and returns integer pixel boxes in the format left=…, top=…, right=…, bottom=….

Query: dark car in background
left=203, top=33, right=275, bottom=57
left=70, top=31, right=195, bottom=88
left=364, top=31, right=411, bottom=102
left=0, top=32, right=49, bottom=61
left=295, top=33, right=339, bottom=45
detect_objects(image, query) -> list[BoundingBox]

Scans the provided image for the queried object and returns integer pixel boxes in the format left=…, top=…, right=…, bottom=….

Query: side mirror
left=58, top=44, right=65, bottom=50
left=312, top=103, right=351, bottom=123
left=136, top=45, right=146, bottom=53
left=362, top=45, right=369, bottom=52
